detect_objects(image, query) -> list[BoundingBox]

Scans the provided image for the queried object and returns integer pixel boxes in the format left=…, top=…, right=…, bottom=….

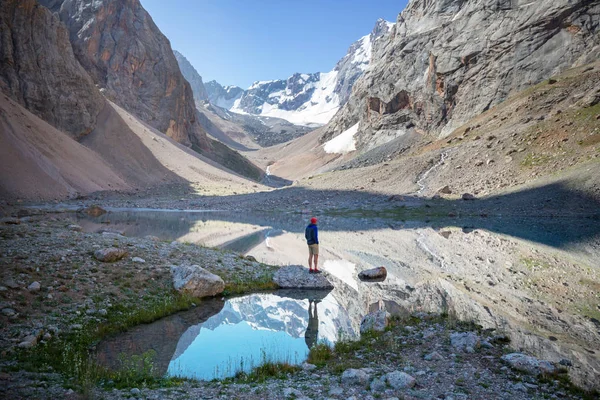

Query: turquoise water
left=168, top=320, right=308, bottom=380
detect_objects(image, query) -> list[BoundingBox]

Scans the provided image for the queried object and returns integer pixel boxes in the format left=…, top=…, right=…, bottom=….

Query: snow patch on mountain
left=323, top=122, right=359, bottom=154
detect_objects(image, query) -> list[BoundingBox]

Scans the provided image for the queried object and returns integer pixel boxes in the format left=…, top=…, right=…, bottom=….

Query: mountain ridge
left=205, top=18, right=394, bottom=127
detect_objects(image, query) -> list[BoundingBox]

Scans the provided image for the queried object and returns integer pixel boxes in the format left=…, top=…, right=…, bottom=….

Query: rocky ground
left=0, top=211, right=598, bottom=399
left=0, top=212, right=277, bottom=360
left=1, top=311, right=591, bottom=400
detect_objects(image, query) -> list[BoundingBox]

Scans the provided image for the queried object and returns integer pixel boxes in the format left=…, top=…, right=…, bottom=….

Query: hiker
left=305, top=217, right=320, bottom=273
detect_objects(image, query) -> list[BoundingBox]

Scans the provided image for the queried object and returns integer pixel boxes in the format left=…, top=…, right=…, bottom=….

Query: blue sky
left=141, top=0, right=408, bottom=89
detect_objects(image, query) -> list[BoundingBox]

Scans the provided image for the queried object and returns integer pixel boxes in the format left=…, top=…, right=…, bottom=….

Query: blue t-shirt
left=305, top=224, right=319, bottom=245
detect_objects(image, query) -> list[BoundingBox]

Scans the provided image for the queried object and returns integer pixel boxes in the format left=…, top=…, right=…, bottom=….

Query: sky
left=141, top=0, right=409, bottom=89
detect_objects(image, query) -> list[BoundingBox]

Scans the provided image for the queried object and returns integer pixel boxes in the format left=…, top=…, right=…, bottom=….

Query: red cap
left=310, top=217, right=317, bottom=224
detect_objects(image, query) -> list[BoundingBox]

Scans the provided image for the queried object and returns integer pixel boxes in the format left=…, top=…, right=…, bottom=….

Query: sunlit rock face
left=323, top=0, right=600, bottom=149
left=0, top=0, right=104, bottom=138
left=39, top=0, right=209, bottom=149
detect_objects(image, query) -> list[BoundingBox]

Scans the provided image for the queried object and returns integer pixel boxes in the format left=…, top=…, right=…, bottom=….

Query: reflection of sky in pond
left=165, top=292, right=355, bottom=380
left=167, top=321, right=308, bottom=380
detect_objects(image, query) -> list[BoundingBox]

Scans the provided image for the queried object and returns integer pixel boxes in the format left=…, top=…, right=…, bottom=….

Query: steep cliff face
left=173, top=50, right=208, bottom=105
left=324, top=0, right=600, bottom=149
left=39, top=0, right=209, bottom=148
left=0, top=0, right=104, bottom=138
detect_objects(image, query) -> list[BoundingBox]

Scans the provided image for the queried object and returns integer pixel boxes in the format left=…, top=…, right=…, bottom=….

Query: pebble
left=130, top=387, right=140, bottom=395
left=1, top=308, right=16, bottom=317
left=27, top=281, right=41, bottom=292
left=424, top=351, right=444, bottom=361
left=132, top=257, right=146, bottom=263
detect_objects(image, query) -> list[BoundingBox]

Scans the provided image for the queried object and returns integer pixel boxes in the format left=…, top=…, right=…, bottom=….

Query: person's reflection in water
left=305, top=299, right=319, bottom=349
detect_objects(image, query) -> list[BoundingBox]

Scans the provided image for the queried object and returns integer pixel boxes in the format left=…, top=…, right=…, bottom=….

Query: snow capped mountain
left=209, top=18, right=394, bottom=127
left=205, top=81, right=244, bottom=110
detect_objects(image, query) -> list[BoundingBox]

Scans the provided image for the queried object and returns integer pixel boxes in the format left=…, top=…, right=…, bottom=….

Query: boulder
left=341, top=368, right=370, bottom=385
left=370, top=377, right=387, bottom=392
left=424, top=351, right=444, bottom=361
left=18, top=334, right=39, bottom=349
left=83, top=205, right=107, bottom=217
left=385, top=371, right=416, bottom=389
left=171, top=265, right=225, bottom=298
left=93, top=248, right=128, bottom=263
left=1, top=308, right=16, bottom=317
left=273, top=265, right=333, bottom=289
left=0, top=218, right=20, bottom=225
left=27, top=281, right=41, bottom=292
left=501, top=353, right=557, bottom=376
left=450, top=332, right=480, bottom=353
left=437, top=185, right=452, bottom=194
left=360, top=310, right=390, bottom=333
left=131, top=257, right=146, bottom=264
left=358, top=267, right=387, bottom=281
left=462, top=193, right=476, bottom=200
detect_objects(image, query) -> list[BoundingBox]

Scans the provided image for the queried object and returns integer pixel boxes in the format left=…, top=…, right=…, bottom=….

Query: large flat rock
left=273, top=265, right=333, bottom=289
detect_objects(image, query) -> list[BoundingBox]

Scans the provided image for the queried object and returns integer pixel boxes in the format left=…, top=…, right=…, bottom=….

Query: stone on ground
left=360, top=309, right=390, bottom=333
left=358, top=266, right=387, bottom=281
left=273, top=265, right=333, bottom=289
left=27, top=281, right=41, bottom=292
left=462, top=193, right=476, bottom=200
left=341, top=368, right=370, bottom=385
left=437, top=185, right=452, bottom=194
left=93, top=248, right=128, bottom=262
left=501, top=353, right=557, bottom=376
left=450, top=331, right=480, bottom=353
left=82, top=205, right=107, bottom=217
left=132, top=257, right=146, bottom=263
left=18, top=334, right=39, bottom=348
left=171, top=265, right=225, bottom=298
left=370, top=376, right=387, bottom=392
left=385, top=371, right=416, bottom=389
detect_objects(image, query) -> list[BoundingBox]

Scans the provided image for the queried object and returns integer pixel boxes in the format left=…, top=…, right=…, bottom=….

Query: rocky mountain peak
left=371, top=17, right=395, bottom=38
left=173, top=50, right=208, bottom=105
left=39, top=0, right=209, bottom=149
left=205, top=80, right=244, bottom=110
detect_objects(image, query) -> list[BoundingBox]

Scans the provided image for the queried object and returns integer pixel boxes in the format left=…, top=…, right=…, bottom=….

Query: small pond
left=68, top=209, right=600, bottom=387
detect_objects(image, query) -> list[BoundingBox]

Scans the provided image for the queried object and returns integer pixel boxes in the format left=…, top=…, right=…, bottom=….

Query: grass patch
left=306, top=343, right=332, bottom=366
left=222, top=268, right=278, bottom=296
left=230, top=361, right=300, bottom=383
left=521, top=257, right=553, bottom=270
left=14, top=290, right=201, bottom=392
left=520, top=153, right=553, bottom=168
left=537, top=371, right=600, bottom=400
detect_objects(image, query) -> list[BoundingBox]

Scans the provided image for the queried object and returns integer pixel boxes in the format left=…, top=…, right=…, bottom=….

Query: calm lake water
left=84, top=210, right=600, bottom=386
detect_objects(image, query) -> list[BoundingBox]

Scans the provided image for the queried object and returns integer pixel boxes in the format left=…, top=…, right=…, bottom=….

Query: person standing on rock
left=305, top=217, right=320, bottom=273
